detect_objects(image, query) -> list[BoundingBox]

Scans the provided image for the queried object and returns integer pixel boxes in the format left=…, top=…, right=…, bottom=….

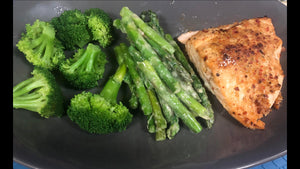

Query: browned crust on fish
left=179, top=17, right=284, bottom=129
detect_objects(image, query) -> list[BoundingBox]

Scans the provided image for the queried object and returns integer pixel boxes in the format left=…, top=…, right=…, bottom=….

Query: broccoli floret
left=16, top=19, right=65, bottom=70
left=67, top=64, right=133, bottom=134
left=51, top=9, right=91, bottom=50
left=85, top=8, right=113, bottom=48
left=59, top=43, right=107, bottom=89
left=13, top=67, right=64, bottom=118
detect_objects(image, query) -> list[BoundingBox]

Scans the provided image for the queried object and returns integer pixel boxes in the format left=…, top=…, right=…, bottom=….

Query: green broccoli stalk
left=50, top=9, right=91, bottom=50
left=59, top=43, right=107, bottom=89
left=13, top=67, right=64, bottom=118
left=84, top=8, right=113, bottom=48
left=16, top=19, right=65, bottom=70
left=67, top=62, right=133, bottom=134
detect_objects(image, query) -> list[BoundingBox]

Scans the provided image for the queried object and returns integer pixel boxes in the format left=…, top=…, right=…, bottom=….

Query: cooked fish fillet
left=178, top=17, right=284, bottom=129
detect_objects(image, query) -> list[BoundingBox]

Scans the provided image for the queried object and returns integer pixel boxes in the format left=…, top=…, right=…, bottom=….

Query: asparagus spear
left=114, top=45, right=138, bottom=109
left=140, top=10, right=165, bottom=37
left=138, top=9, right=214, bottom=128
left=137, top=60, right=202, bottom=133
left=144, top=35, right=193, bottom=84
left=146, top=114, right=156, bottom=133
left=119, top=15, right=179, bottom=91
left=157, top=94, right=180, bottom=139
left=147, top=88, right=167, bottom=141
left=120, top=7, right=175, bottom=54
left=139, top=10, right=215, bottom=128
left=144, top=36, right=203, bottom=104
left=128, top=45, right=171, bottom=139
left=128, top=46, right=170, bottom=137
left=165, top=34, right=214, bottom=128
left=118, top=15, right=211, bottom=121
left=118, top=43, right=152, bottom=116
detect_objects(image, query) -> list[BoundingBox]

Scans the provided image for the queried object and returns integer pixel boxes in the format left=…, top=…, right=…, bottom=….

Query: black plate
left=13, top=1, right=287, bottom=169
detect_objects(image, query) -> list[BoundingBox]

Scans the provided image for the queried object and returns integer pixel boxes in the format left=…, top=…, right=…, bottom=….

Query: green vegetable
left=119, top=15, right=179, bottom=92
left=148, top=89, right=167, bottom=141
left=118, top=14, right=211, bottom=121
left=117, top=43, right=152, bottom=116
left=144, top=35, right=193, bottom=84
left=113, top=19, right=125, bottom=33
left=126, top=45, right=160, bottom=137
left=85, top=8, right=113, bottom=48
left=114, top=43, right=138, bottom=109
left=146, top=114, right=156, bottom=133
left=114, top=7, right=216, bottom=135
left=165, top=34, right=214, bottom=128
left=50, top=9, right=91, bottom=50
left=158, top=95, right=180, bottom=139
left=16, top=19, right=65, bottom=70
left=141, top=10, right=214, bottom=127
left=67, top=63, right=133, bottom=134
left=120, top=7, right=175, bottom=54
left=144, top=36, right=202, bottom=103
left=137, top=60, right=202, bottom=133
left=140, top=10, right=164, bottom=37
left=59, top=43, right=107, bottom=89
left=13, top=67, right=64, bottom=118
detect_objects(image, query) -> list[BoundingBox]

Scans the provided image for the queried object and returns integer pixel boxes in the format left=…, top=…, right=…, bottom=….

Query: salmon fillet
left=178, top=17, right=284, bottom=129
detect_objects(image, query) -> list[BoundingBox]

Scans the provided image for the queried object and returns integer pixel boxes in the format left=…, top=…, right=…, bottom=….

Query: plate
left=13, top=1, right=287, bottom=169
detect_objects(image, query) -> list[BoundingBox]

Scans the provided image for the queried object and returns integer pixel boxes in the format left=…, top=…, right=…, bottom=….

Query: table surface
left=14, top=154, right=287, bottom=169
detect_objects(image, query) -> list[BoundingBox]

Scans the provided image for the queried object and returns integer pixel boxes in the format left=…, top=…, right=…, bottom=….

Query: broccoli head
left=16, top=19, right=65, bottom=70
left=85, top=8, right=113, bottom=48
left=13, top=67, right=64, bottom=118
left=67, top=92, right=132, bottom=134
left=51, top=9, right=91, bottom=50
left=67, top=64, right=133, bottom=134
left=59, top=43, right=107, bottom=89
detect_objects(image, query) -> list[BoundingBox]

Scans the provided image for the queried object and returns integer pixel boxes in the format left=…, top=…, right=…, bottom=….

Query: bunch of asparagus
left=113, top=7, right=214, bottom=141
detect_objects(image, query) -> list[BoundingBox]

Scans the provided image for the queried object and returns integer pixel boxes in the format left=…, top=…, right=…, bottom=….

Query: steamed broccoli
left=59, top=43, right=107, bottom=89
left=16, top=19, right=65, bottom=70
left=67, top=63, right=133, bottom=134
left=85, top=8, right=113, bottom=48
left=51, top=9, right=91, bottom=50
left=13, top=67, right=64, bottom=118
